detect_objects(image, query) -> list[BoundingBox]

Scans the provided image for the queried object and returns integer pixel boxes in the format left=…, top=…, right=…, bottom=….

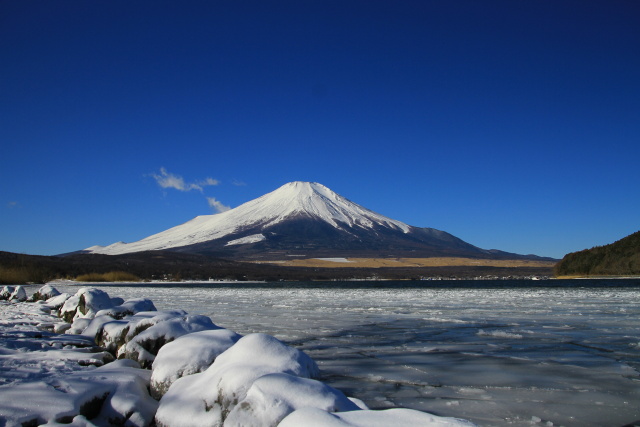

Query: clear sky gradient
left=1, top=1, right=639, bottom=259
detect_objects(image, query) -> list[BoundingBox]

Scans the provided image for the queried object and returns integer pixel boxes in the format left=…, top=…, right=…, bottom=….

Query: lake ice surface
left=53, top=281, right=640, bottom=427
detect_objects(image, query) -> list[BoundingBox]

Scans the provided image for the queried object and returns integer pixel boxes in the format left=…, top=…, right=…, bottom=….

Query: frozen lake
left=53, top=280, right=640, bottom=427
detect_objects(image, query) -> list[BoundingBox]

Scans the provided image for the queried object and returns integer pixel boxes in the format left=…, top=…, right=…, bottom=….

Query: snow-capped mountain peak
left=87, top=182, right=411, bottom=255
left=239, top=181, right=410, bottom=232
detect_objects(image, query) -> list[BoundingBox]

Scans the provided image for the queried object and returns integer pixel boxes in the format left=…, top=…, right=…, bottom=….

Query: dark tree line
left=554, top=231, right=640, bottom=277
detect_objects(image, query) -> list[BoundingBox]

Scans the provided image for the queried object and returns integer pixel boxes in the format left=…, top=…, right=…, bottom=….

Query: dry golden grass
left=257, top=257, right=556, bottom=269
left=76, top=271, right=141, bottom=282
left=0, top=267, right=32, bottom=284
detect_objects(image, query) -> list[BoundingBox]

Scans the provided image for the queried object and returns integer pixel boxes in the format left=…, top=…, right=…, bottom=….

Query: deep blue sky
left=1, top=1, right=639, bottom=259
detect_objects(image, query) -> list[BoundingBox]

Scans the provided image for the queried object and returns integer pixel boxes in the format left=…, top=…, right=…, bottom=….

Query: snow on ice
left=0, top=285, right=475, bottom=426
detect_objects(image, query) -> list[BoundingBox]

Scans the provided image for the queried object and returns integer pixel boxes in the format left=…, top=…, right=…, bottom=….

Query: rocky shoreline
left=0, top=284, right=475, bottom=426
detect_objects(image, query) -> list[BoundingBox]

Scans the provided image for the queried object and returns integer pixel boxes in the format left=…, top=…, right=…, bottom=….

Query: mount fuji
left=85, top=181, right=542, bottom=261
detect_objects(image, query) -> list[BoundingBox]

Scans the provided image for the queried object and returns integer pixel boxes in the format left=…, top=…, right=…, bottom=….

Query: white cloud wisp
left=151, top=168, right=220, bottom=192
left=207, top=197, right=231, bottom=213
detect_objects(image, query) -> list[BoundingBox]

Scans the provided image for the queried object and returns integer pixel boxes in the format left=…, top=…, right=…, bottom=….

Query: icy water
left=54, top=280, right=640, bottom=427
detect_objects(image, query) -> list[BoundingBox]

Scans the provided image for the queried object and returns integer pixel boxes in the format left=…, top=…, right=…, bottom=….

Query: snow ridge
left=88, top=182, right=411, bottom=255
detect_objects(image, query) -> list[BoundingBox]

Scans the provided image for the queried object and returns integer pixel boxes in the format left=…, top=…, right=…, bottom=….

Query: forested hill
left=554, top=231, right=640, bottom=276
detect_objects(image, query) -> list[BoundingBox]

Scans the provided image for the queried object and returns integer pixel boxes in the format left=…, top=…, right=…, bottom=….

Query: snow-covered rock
left=150, top=328, right=242, bottom=399
left=60, top=294, right=82, bottom=322
left=0, top=285, right=27, bottom=301
left=46, top=292, right=71, bottom=311
left=210, top=333, right=320, bottom=379
left=65, top=299, right=159, bottom=346
left=225, top=373, right=360, bottom=427
left=9, top=285, right=27, bottom=301
left=54, top=322, right=73, bottom=333
left=0, top=285, right=14, bottom=300
left=155, top=333, right=319, bottom=427
left=94, top=310, right=183, bottom=355
left=78, top=359, right=159, bottom=426
left=119, top=314, right=219, bottom=368
left=29, top=284, right=61, bottom=302
left=278, top=407, right=477, bottom=427
left=96, top=297, right=157, bottom=319
left=59, top=287, right=115, bottom=322
left=67, top=316, right=94, bottom=335
left=0, top=359, right=157, bottom=427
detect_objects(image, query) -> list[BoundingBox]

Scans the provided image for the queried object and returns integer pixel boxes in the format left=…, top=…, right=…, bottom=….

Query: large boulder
left=155, top=333, right=319, bottom=427
left=225, top=373, right=360, bottom=427
left=150, top=328, right=242, bottom=399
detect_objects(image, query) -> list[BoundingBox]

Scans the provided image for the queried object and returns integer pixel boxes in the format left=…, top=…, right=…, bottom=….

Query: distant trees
left=554, top=231, right=640, bottom=277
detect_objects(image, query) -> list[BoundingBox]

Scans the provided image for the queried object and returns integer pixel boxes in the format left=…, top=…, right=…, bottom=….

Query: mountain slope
left=85, top=181, right=545, bottom=260
left=554, top=231, right=640, bottom=276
